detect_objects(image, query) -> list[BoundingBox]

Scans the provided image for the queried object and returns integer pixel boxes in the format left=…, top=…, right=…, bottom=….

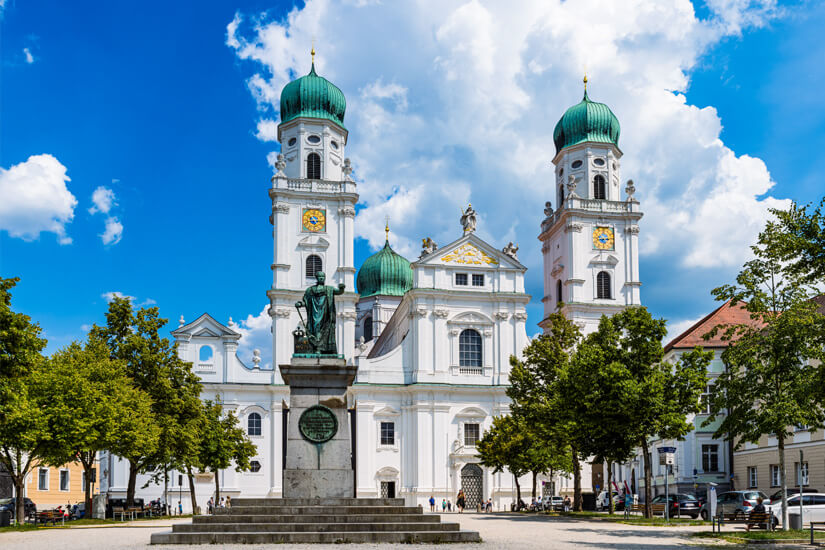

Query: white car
left=766, top=493, right=825, bottom=526
left=597, top=491, right=630, bottom=511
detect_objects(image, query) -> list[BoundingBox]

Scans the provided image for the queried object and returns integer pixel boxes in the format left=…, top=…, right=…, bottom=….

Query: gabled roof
left=172, top=312, right=241, bottom=339
left=413, top=232, right=526, bottom=271
left=664, top=299, right=756, bottom=352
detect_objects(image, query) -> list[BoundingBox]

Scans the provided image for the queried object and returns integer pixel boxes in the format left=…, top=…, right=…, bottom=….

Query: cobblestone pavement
left=0, top=513, right=724, bottom=549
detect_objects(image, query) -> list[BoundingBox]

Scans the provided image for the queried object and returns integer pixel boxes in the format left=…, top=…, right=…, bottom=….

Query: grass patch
left=0, top=514, right=190, bottom=533
left=545, top=510, right=707, bottom=526
left=692, top=529, right=825, bottom=542
left=0, top=524, right=39, bottom=533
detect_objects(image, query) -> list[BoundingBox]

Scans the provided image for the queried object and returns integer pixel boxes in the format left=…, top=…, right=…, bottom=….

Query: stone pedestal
left=279, top=356, right=357, bottom=499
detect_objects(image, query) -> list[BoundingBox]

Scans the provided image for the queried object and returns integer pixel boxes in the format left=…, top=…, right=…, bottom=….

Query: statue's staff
left=294, top=300, right=318, bottom=348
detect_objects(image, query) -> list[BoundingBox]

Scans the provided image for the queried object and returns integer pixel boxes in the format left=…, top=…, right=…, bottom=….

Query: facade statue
left=295, top=271, right=346, bottom=354
left=421, top=237, right=438, bottom=256
left=544, top=201, right=553, bottom=218
left=502, top=242, right=519, bottom=260
left=460, top=203, right=477, bottom=233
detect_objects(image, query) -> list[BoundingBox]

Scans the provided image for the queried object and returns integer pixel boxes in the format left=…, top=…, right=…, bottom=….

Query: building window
left=770, top=465, right=781, bottom=487
left=199, top=345, right=213, bottom=363
left=59, top=470, right=70, bottom=492
left=702, top=444, right=719, bottom=472
left=455, top=273, right=468, bottom=286
left=363, top=315, right=373, bottom=342
left=556, top=280, right=563, bottom=304
left=306, top=255, right=322, bottom=278
left=459, top=329, right=482, bottom=368
left=472, top=274, right=484, bottom=287
left=594, top=175, right=606, bottom=200
left=250, top=460, right=261, bottom=473
left=559, top=185, right=564, bottom=208
left=748, top=467, right=758, bottom=488
left=307, top=153, right=321, bottom=179
left=247, top=412, right=262, bottom=436
left=596, top=271, right=611, bottom=299
left=464, top=423, right=480, bottom=447
left=380, top=422, right=395, bottom=446
left=38, top=468, right=49, bottom=491
left=796, top=462, right=809, bottom=486
left=700, top=383, right=713, bottom=414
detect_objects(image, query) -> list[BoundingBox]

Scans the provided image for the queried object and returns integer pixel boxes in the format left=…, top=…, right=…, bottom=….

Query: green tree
left=477, top=415, right=532, bottom=505
left=197, top=399, right=257, bottom=503
left=705, top=218, right=825, bottom=529
left=762, top=198, right=825, bottom=285
left=40, top=335, right=158, bottom=515
left=0, top=277, right=49, bottom=523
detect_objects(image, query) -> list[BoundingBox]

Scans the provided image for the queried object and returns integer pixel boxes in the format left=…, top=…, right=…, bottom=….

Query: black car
left=0, top=497, right=37, bottom=520
left=650, top=493, right=701, bottom=518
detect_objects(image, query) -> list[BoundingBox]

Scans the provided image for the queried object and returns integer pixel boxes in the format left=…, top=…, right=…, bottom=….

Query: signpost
left=658, top=447, right=677, bottom=522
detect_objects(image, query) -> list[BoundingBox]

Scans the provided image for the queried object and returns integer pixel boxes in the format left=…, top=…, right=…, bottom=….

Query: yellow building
left=25, top=460, right=99, bottom=509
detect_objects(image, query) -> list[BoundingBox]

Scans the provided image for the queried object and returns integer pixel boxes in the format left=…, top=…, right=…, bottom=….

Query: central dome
left=279, top=63, right=346, bottom=129
left=357, top=241, right=413, bottom=298
left=553, top=91, right=620, bottom=155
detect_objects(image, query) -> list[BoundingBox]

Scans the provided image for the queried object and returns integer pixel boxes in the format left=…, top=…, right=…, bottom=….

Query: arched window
left=198, top=345, right=213, bottom=363
left=594, top=175, right=606, bottom=200
left=306, top=255, right=322, bottom=278
left=596, top=271, right=612, bottom=299
left=363, top=315, right=373, bottom=342
left=247, top=412, right=261, bottom=436
left=459, top=329, right=482, bottom=367
left=556, top=280, right=563, bottom=304
left=559, top=184, right=565, bottom=207
left=306, top=153, right=321, bottom=179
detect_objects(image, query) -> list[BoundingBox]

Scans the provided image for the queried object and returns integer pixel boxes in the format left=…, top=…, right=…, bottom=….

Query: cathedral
left=101, top=64, right=642, bottom=511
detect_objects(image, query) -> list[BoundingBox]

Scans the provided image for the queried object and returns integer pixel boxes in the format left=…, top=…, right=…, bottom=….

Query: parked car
left=0, top=497, right=37, bottom=520
left=767, top=488, right=820, bottom=505
left=766, top=493, right=825, bottom=527
left=698, top=490, right=768, bottom=520
left=545, top=496, right=564, bottom=511
left=650, top=493, right=701, bottom=518
left=596, top=491, right=622, bottom=511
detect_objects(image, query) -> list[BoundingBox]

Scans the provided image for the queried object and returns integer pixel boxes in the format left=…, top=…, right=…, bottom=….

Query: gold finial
left=583, top=72, right=588, bottom=93
left=311, top=43, right=315, bottom=65
left=384, top=215, right=390, bottom=241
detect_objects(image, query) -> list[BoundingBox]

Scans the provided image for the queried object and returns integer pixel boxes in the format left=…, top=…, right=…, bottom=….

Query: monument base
left=283, top=470, right=354, bottom=499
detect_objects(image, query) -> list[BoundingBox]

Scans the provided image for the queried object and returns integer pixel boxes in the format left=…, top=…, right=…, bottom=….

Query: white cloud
left=88, top=185, right=116, bottom=214
left=23, top=47, right=34, bottom=64
left=100, top=217, right=123, bottom=245
left=227, top=0, right=786, bottom=280
left=102, top=291, right=135, bottom=302
left=0, top=154, right=76, bottom=244
left=665, top=316, right=702, bottom=347
left=256, top=119, right=278, bottom=141
left=231, top=305, right=273, bottom=370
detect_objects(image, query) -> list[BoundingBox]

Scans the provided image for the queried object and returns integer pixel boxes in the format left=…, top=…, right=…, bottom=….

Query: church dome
left=357, top=240, right=413, bottom=298
left=553, top=90, right=620, bottom=155
left=279, top=62, right=346, bottom=129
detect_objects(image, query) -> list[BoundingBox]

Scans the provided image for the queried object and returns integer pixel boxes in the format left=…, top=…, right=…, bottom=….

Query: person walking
left=563, top=495, right=571, bottom=512
left=447, top=500, right=452, bottom=512
left=219, top=497, right=225, bottom=509
left=442, top=499, right=447, bottom=512
left=226, top=496, right=231, bottom=509
left=429, top=495, right=436, bottom=512
left=207, top=497, right=213, bottom=515
left=456, top=490, right=466, bottom=514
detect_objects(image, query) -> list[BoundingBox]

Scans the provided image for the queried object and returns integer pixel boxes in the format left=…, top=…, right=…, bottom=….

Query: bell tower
left=268, top=51, right=358, bottom=373
left=539, top=77, right=643, bottom=336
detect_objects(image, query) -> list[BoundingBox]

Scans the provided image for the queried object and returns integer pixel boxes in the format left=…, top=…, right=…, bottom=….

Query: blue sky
left=1, top=0, right=823, bottom=366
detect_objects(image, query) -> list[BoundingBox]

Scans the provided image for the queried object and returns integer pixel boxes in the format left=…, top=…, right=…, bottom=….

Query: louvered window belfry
left=306, top=255, right=322, bottom=278
left=556, top=280, right=563, bottom=304
left=596, top=271, right=611, bottom=299
left=594, top=175, right=606, bottom=200
left=307, top=153, right=321, bottom=179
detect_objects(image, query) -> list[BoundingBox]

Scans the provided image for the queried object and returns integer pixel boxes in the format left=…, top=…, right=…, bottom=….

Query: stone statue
left=502, top=242, right=519, bottom=260
left=566, top=174, right=578, bottom=198
left=295, top=271, right=346, bottom=355
left=625, top=179, right=636, bottom=200
left=460, top=203, right=477, bottom=233
left=421, top=237, right=438, bottom=256
left=544, top=201, right=553, bottom=218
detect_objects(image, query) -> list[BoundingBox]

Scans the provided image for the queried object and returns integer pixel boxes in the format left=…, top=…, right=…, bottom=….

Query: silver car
left=699, top=490, right=768, bottom=520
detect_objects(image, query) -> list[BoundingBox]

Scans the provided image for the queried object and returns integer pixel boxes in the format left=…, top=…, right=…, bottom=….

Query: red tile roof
left=664, top=299, right=757, bottom=352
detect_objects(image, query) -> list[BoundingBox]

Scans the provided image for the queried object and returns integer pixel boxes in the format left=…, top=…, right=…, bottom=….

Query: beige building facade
left=734, top=430, right=825, bottom=495
left=23, top=460, right=98, bottom=508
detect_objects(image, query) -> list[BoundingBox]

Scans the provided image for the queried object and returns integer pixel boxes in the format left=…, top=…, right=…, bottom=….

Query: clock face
left=302, top=208, right=326, bottom=232
left=592, top=227, right=614, bottom=250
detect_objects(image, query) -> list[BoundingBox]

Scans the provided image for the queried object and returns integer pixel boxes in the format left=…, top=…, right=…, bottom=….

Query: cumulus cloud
left=23, top=47, right=34, bottom=64
left=102, top=291, right=135, bottom=302
left=227, top=0, right=787, bottom=285
left=256, top=119, right=278, bottom=141
left=231, top=305, right=273, bottom=369
left=88, top=186, right=116, bottom=214
left=0, top=154, right=76, bottom=244
left=665, top=316, right=703, bottom=347
left=100, top=217, right=123, bottom=245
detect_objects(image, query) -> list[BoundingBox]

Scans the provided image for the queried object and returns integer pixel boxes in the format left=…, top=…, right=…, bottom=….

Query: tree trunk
left=13, top=475, right=25, bottom=525
left=214, top=469, right=220, bottom=504
left=607, top=460, right=614, bottom=515
left=186, top=466, right=198, bottom=515
left=532, top=471, right=537, bottom=500
left=81, top=453, right=93, bottom=518
left=779, top=435, right=788, bottom=530
left=571, top=446, right=582, bottom=512
left=641, top=438, right=652, bottom=518
left=514, top=476, right=522, bottom=508
left=126, top=460, right=139, bottom=508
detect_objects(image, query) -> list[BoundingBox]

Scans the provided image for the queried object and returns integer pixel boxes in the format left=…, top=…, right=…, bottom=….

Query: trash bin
left=789, top=513, right=802, bottom=530
left=0, top=510, right=11, bottom=527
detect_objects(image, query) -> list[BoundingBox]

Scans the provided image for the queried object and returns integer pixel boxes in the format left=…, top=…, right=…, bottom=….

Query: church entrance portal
left=461, top=464, right=483, bottom=509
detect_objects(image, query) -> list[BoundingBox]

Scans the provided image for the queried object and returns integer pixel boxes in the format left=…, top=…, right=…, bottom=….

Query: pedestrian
left=178, top=501, right=183, bottom=515
left=485, top=498, right=493, bottom=513
left=746, top=497, right=766, bottom=532
left=624, top=492, right=633, bottom=513
left=457, top=490, right=466, bottom=514
left=219, top=497, right=225, bottom=508
left=447, top=500, right=452, bottom=512
left=429, top=495, right=436, bottom=512
left=563, top=495, right=571, bottom=512
left=207, top=497, right=213, bottom=515
left=226, top=496, right=231, bottom=509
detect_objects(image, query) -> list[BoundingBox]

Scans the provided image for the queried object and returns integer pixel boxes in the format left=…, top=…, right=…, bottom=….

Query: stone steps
left=150, top=497, right=480, bottom=545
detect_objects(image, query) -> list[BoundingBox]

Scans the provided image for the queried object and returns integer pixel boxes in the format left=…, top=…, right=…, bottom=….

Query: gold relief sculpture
left=441, top=243, right=498, bottom=265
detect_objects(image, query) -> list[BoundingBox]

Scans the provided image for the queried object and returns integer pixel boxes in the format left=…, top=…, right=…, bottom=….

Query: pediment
left=441, top=243, right=499, bottom=266
left=193, top=328, right=220, bottom=338
left=298, top=235, right=330, bottom=249
left=455, top=406, right=487, bottom=419
left=415, top=233, right=525, bottom=271
left=172, top=313, right=241, bottom=340
left=374, top=406, right=401, bottom=417
left=588, top=254, right=619, bottom=267
left=447, top=311, right=494, bottom=326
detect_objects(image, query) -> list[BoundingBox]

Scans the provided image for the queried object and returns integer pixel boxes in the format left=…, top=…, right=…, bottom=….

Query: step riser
left=174, top=522, right=462, bottom=533
left=219, top=506, right=421, bottom=515
left=194, top=514, right=440, bottom=524
left=228, top=498, right=404, bottom=507
left=151, top=531, right=481, bottom=544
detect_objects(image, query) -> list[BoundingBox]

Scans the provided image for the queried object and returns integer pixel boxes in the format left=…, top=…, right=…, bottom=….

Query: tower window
left=247, top=413, right=262, bottom=436
left=306, top=255, right=323, bottom=278
left=363, top=315, right=373, bottom=342
left=459, top=329, right=482, bottom=367
left=559, top=185, right=564, bottom=207
left=571, top=160, right=583, bottom=169
left=594, top=158, right=605, bottom=166
left=556, top=279, right=563, bottom=304
left=596, top=271, right=611, bottom=299
left=594, top=175, right=606, bottom=200
left=288, top=137, right=297, bottom=147
left=307, top=135, right=321, bottom=144
left=307, top=153, right=321, bottom=179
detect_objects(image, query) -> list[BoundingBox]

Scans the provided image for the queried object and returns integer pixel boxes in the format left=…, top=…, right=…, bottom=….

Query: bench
left=712, top=511, right=774, bottom=533
left=810, top=521, right=825, bottom=544
left=34, top=510, right=65, bottom=526
left=624, top=503, right=667, bottom=517
left=112, top=506, right=130, bottom=521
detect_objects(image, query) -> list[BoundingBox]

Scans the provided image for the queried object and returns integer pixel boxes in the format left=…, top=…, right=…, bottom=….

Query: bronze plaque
left=298, top=405, right=338, bottom=443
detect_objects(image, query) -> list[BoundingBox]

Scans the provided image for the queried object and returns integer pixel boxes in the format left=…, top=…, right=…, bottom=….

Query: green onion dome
left=279, top=62, right=346, bottom=128
left=553, top=90, right=620, bottom=155
left=357, top=240, right=413, bottom=298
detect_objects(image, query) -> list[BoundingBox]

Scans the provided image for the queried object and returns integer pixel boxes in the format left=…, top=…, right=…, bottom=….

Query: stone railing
left=542, top=197, right=639, bottom=230
left=271, top=177, right=357, bottom=194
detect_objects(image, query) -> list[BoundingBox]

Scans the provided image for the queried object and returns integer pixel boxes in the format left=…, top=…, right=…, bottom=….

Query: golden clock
left=302, top=208, right=326, bottom=232
left=592, top=227, right=614, bottom=250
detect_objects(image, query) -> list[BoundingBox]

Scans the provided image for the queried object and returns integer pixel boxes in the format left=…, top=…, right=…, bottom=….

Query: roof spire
left=310, top=39, right=316, bottom=74
left=583, top=72, right=588, bottom=98
left=384, top=215, right=390, bottom=243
